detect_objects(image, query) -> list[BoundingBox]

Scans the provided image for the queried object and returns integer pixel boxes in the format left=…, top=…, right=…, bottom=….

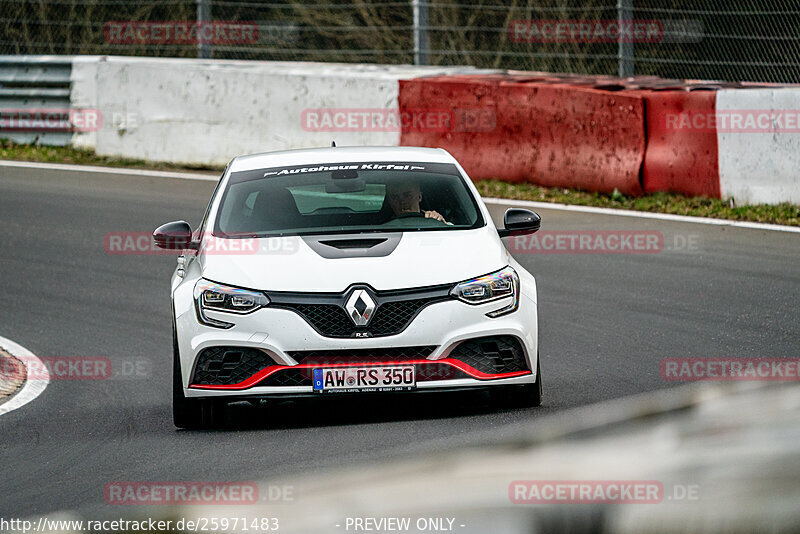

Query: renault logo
left=345, top=289, right=376, bottom=326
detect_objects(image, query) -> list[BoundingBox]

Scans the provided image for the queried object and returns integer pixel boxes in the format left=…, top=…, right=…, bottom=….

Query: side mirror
left=497, top=208, right=541, bottom=238
left=153, top=221, right=196, bottom=250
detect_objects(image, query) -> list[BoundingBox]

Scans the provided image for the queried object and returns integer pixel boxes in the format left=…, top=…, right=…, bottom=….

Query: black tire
left=493, top=353, right=542, bottom=409
left=172, top=325, right=227, bottom=429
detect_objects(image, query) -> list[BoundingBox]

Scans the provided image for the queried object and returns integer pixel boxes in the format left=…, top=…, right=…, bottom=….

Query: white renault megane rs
left=154, top=146, right=542, bottom=428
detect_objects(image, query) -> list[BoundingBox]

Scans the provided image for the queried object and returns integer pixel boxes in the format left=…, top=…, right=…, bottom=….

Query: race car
left=154, top=146, right=542, bottom=428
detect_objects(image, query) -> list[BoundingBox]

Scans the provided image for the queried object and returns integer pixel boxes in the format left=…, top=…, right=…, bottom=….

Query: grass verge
left=2, top=141, right=798, bottom=226
left=476, top=180, right=799, bottom=226
left=0, top=140, right=222, bottom=173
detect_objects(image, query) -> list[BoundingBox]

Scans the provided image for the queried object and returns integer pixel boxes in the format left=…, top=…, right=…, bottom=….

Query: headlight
left=450, top=266, right=520, bottom=317
left=193, top=279, right=270, bottom=328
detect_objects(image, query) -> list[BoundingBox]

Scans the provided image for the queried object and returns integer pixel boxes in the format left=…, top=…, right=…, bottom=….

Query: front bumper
left=175, top=293, right=538, bottom=398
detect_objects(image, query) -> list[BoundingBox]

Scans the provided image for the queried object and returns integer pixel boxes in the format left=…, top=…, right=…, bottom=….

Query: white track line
left=0, top=159, right=218, bottom=181
left=482, top=198, right=800, bottom=234
left=0, top=336, right=49, bottom=416
left=1, top=159, right=798, bottom=233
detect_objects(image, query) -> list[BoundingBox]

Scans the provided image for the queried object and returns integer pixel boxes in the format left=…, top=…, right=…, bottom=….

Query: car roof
left=228, top=146, right=456, bottom=173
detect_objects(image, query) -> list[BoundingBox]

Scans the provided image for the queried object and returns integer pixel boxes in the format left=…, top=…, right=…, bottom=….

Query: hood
left=199, top=227, right=509, bottom=292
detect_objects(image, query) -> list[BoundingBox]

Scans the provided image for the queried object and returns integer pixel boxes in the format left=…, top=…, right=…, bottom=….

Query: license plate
left=312, top=366, right=415, bottom=393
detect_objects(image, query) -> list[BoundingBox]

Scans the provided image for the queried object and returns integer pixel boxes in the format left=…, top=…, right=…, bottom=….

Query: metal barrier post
left=413, top=0, right=429, bottom=66
left=197, top=0, right=211, bottom=59
left=618, top=0, right=634, bottom=77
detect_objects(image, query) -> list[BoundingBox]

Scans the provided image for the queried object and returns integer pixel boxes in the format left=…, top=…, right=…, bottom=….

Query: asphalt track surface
left=0, top=165, right=798, bottom=517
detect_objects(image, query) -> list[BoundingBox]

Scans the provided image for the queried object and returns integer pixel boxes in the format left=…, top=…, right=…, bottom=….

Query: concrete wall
left=717, top=88, right=800, bottom=205
left=4, top=55, right=796, bottom=205
left=70, top=56, right=492, bottom=166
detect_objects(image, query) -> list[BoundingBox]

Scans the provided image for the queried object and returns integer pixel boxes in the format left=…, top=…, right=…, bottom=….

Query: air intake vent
left=191, top=347, right=275, bottom=385
left=448, top=336, right=528, bottom=374
left=303, top=233, right=402, bottom=258
left=319, top=238, right=388, bottom=249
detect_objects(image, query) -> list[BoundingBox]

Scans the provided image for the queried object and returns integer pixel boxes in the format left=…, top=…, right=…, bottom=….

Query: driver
left=386, top=179, right=447, bottom=222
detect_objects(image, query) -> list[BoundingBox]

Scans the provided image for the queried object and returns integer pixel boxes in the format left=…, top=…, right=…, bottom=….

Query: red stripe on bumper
left=189, top=358, right=531, bottom=390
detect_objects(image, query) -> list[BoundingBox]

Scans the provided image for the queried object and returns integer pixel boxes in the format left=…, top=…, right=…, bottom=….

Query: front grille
left=191, top=347, right=274, bottom=385
left=192, top=339, right=527, bottom=388
left=448, top=336, right=528, bottom=375
left=288, top=345, right=436, bottom=365
left=368, top=299, right=435, bottom=335
left=281, top=303, right=353, bottom=337
left=259, top=369, right=308, bottom=387
left=269, top=284, right=452, bottom=338
left=417, top=362, right=462, bottom=381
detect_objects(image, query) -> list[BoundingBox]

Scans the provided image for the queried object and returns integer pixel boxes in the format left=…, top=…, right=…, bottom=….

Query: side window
left=199, top=165, right=228, bottom=235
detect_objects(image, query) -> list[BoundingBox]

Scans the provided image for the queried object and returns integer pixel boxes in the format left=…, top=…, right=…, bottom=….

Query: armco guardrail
left=0, top=55, right=74, bottom=146
left=1, top=56, right=799, bottom=206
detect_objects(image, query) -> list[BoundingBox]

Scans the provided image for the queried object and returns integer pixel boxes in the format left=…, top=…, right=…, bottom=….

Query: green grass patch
left=0, top=140, right=222, bottom=173
left=1, top=141, right=797, bottom=226
left=476, top=180, right=800, bottom=227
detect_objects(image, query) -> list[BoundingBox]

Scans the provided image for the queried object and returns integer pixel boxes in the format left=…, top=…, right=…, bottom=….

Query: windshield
left=213, top=161, right=484, bottom=237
